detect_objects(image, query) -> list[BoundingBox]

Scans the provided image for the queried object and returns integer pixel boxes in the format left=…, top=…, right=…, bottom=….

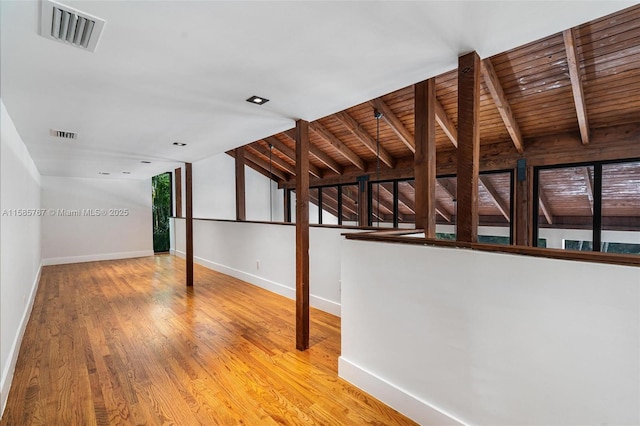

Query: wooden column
left=295, top=120, right=310, bottom=351
left=456, top=51, right=481, bottom=243
left=357, top=177, right=369, bottom=227
left=185, top=162, right=194, bottom=287
left=515, top=161, right=533, bottom=246
left=174, top=167, right=182, bottom=217
left=284, top=189, right=292, bottom=223
left=235, top=147, right=246, bottom=221
left=414, top=78, right=437, bottom=238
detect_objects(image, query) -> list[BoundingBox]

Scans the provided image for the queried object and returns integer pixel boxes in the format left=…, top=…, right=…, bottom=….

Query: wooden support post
left=174, top=167, right=182, bottom=217
left=414, top=78, right=437, bottom=238
left=295, top=120, right=310, bottom=351
left=284, top=189, right=292, bottom=223
left=235, top=147, right=246, bottom=221
left=185, top=162, right=194, bottom=286
left=515, top=164, right=533, bottom=246
left=357, top=176, right=369, bottom=227
left=456, top=51, right=481, bottom=243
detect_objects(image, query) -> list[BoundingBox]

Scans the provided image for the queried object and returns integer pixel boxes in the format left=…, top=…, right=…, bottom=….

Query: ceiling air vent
left=50, top=129, right=78, bottom=140
left=39, top=0, right=106, bottom=52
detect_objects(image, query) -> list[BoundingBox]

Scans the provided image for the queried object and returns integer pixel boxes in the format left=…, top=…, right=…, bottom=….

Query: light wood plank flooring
left=1, top=255, right=415, bottom=425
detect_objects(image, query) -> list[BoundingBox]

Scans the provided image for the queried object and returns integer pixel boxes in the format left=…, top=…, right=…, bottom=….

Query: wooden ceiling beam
left=479, top=176, right=510, bottom=222
left=434, top=99, right=458, bottom=148
left=437, top=178, right=457, bottom=201
left=481, top=58, right=525, bottom=154
left=244, top=151, right=289, bottom=181
left=264, top=137, right=322, bottom=179
left=227, top=150, right=285, bottom=184
left=369, top=98, right=415, bottom=153
left=435, top=204, right=452, bottom=223
left=372, top=183, right=400, bottom=217
left=333, top=111, right=396, bottom=168
left=248, top=144, right=296, bottom=176
left=538, top=188, right=553, bottom=225
left=397, top=191, right=415, bottom=214
left=563, top=28, right=590, bottom=145
left=309, top=121, right=366, bottom=171
left=407, top=180, right=451, bottom=222
left=284, top=130, right=343, bottom=175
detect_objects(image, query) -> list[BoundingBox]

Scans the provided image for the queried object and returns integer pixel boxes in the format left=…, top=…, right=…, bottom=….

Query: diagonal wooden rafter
left=264, top=136, right=322, bottom=178
left=582, top=166, right=594, bottom=214
left=227, top=149, right=286, bottom=182
left=538, top=187, right=554, bottom=225
left=563, top=28, right=590, bottom=145
left=481, top=58, right=525, bottom=154
left=248, top=144, right=296, bottom=176
left=407, top=180, right=452, bottom=222
left=332, top=111, right=396, bottom=168
left=434, top=99, right=458, bottom=148
left=284, top=130, right=343, bottom=175
left=369, top=98, right=415, bottom=153
left=374, top=183, right=403, bottom=219
left=396, top=191, right=415, bottom=214
left=282, top=130, right=342, bottom=175
left=244, top=150, right=288, bottom=181
left=309, top=121, right=366, bottom=171
left=479, top=176, right=510, bottom=222
left=437, top=178, right=457, bottom=201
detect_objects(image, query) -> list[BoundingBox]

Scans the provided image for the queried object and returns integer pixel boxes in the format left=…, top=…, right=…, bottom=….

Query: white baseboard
left=1, top=264, right=42, bottom=418
left=42, top=250, right=155, bottom=266
left=171, top=250, right=341, bottom=316
left=338, top=357, right=467, bottom=426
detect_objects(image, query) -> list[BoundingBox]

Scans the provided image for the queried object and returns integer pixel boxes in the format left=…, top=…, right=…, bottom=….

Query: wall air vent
left=39, top=0, right=106, bottom=52
left=50, top=129, right=78, bottom=140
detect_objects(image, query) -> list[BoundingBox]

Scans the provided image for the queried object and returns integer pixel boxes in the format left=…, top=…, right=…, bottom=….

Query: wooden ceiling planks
left=236, top=5, right=639, bottom=227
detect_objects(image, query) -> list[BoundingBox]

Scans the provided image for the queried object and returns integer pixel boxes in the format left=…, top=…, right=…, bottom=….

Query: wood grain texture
left=235, top=147, right=246, bottom=221
left=457, top=51, right=481, bottom=243
left=185, top=162, right=194, bottom=287
left=563, top=28, right=590, bottom=145
left=295, top=120, right=310, bottom=351
left=414, top=79, right=437, bottom=237
left=333, top=111, right=396, bottom=168
left=1, top=256, right=416, bottom=425
left=309, top=121, right=366, bottom=171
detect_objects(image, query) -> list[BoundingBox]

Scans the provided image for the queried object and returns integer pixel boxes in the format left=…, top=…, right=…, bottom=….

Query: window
left=341, top=184, right=359, bottom=226
left=602, top=160, right=640, bottom=253
left=478, top=171, right=513, bottom=245
left=397, top=180, right=416, bottom=228
left=534, top=159, right=640, bottom=254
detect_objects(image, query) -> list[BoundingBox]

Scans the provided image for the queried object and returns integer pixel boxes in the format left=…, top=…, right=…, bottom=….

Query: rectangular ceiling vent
left=50, top=129, right=78, bottom=140
left=39, top=0, right=106, bottom=52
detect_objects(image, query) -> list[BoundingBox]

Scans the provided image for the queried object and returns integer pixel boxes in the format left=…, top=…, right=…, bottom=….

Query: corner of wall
left=1, top=263, right=42, bottom=418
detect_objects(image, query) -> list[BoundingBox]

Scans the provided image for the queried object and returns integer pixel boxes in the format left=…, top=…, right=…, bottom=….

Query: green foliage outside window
left=152, top=173, right=172, bottom=252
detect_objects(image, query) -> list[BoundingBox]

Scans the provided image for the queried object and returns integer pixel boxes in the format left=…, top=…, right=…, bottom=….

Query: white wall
left=189, top=152, right=284, bottom=222
left=339, top=239, right=640, bottom=425
left=191, top=154, right=235, bottom=219
left=41, top=176, right=153, bottom=264
left=172, top=219, right=348, bottom=316
left=0, top=100, right=42, bottom=415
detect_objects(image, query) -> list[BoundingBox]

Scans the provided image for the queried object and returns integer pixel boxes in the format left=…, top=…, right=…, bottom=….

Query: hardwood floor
left=1, top=255, right=416, bottom=425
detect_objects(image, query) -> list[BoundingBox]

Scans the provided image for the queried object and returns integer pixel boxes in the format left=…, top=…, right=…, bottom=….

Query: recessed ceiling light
left=173, top=142, right=187, bottom=146
left=141, top=160, right=151, bottom=164
left=122, top=171, right=131, bottom=174
left=246, top=95, right=269, bottom=105
left=99, top=171, right=110, bottom=175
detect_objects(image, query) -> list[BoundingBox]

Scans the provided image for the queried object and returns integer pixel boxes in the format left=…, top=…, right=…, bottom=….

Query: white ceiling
left=1, top=0, right=635, bottom=180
